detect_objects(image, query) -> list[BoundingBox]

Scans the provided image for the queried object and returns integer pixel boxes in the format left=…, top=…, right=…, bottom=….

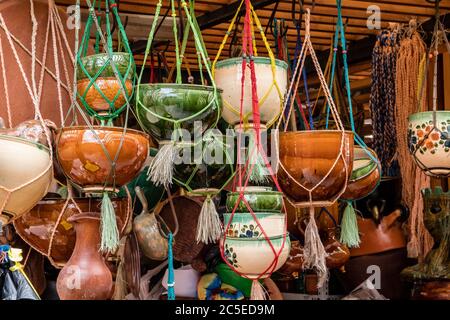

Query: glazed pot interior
left=0, top=136, right=50, bottom=189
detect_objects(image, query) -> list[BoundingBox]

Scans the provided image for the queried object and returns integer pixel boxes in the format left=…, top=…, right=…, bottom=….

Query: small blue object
left=167, top=232, right=176, bottom=300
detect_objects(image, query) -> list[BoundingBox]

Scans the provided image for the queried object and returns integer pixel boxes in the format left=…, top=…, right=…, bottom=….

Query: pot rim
left=67, top=211, right=101, bottom=223
left=279, top=130, right=354, bottom=136
left=215, top=56, right=288, bottom=70
left=223, top=233, right=289, bottom=242
left=79, top=52, right=131, bottom=62
left=0, top=134, right=50, bottom=153
left=223, top=212, right=286, bottom=217
left=227, top=190, right=283, bottom=196
left=55, top=126, right=149, bottom=139
left=136, top=83, right=223, bottom=93
left=35, top=197, right=128, bottom=205
left=408, top=110, right=450, bottom=121
left=76, top=77, right=133, bottom=84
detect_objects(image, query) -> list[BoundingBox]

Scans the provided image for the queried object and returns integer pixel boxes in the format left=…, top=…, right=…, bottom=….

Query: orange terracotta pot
left=55, top=126, right=149, bottom=192
left=77, top=77, right=133, bottom=112
left=341, top=146, right=381, bottom=200
left=14, top=197, right=131, bottom=268
left=277, top=131, right=354, bottom=207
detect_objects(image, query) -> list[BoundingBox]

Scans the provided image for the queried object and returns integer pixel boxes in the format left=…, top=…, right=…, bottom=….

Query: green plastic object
left=214, top=263, right=253, bottom=297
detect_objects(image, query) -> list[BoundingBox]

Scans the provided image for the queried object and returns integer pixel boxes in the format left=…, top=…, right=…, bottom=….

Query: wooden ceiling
left=54, top=0, right=450, bottom=66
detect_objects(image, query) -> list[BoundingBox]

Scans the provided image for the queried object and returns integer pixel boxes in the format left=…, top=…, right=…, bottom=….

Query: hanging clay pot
left=56, top=212, right=113, bottom=300
left=14, top=197, right=130, bottom=267
left=133, top=187, right=168, bottom=261
left=223, top=212, right=285, bottom=239
left=136, top=84, right=222, bottom=142
left=55, top=126, right=149, bottom=192
left=277, top=131, right=354, bottom=207
left=408, top=111, right=450, bottom=177
left=341, top=146, right=381, bottom=200
left=214, top=57, right=288, bottom=127
left=226, top=187, right=283, bottom=213
left=0, top=135, right=53, bottom=225
left=323, top=228, right=350, bottom=269
left=77, top=53, right=134, bottom=80
left=0, top=118, right=57, bottom=147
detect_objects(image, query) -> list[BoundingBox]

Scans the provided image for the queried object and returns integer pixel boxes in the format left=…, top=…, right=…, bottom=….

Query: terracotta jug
left=133, top=187, right=168, bottom=261
left=56, top=212, right=113, bottom=300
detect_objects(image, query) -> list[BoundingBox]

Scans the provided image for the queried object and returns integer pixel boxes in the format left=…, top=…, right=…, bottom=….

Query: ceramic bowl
left=0, top=135, right=52, bottom=224
left=222, top=235, right=290, bottom=279
left=341, top=146, right=381, bottom=200
left=162, top=265, right=201, bottom=298
left=277, top=130, right=354, bottom=207
left=77, top=52, right=134, bottom=80
left=226, top=188, right=283, bottom=213
left=135, top=83, right=222, bottom=141
left=408, top=111, right=450, bottom=177
left=13, top=197, right=130, bottom=267
left=173, top=134, right=235, bottom=191
left=77, top=77, right=133, bottom=112
left=214, top=57, right=288, bottom=126
left=223, top=212, right=286, bottom=238
left=55, top=126, right=149, bottom=192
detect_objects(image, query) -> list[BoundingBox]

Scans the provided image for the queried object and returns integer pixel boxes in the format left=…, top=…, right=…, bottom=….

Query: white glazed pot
left=162, top=264, right=200, bottom=298
left=408, top=111, right=450, bottom=177
left=222, top=235, right=290, bottom=279
left=0, top=135, right=52, bottom=224
left=214, top=57, right=288, bottom=127
left=223, top=212, right=286, bottom=238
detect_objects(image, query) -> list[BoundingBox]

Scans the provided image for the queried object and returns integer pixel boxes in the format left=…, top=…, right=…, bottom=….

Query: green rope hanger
left=76, top=0, right=136, bottom=123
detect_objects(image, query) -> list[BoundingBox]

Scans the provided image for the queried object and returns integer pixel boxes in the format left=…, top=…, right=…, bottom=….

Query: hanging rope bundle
left=369, top=26, right=401, bottom=176
left=395, top=23, right=433, bottom=259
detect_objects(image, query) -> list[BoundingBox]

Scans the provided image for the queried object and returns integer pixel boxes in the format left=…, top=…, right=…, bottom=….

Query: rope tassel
left=248, top=131, right=269, bottom=184
left=340, top=201, right=361, bottom=248
left=100, top=192, right=120, bottom=253
left=250, top=280, right=267, bottom=300
left=196, top=195, right=223, bottom=244
left=147, top=142, right=176, bottom=188
left=303, top=207, right=328, bottom=288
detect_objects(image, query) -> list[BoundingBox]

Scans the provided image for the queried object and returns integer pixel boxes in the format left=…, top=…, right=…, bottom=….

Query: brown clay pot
left=56, top=212, right=113, bottom=300
left=323, top=228, right=350, bottom=269
left=278, top=131, right=354, bottom=207
left=14, top=197, right=130, bottom=268
left=341, top=146, right=381, bottom=200
left=77, top=78, right=133, bottom=112
left=350, top=209, right=406, bottom=257
left=412, top=281, right=450, bottom=300
left=56, top=126, right=149, bottom=192
left=278, top=240, right=304, bottom=276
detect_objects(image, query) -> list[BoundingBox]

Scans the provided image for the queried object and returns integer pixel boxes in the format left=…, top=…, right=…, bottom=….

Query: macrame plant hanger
left=410, top=0, right=450, bottom=178
left=61, top=0, right=136, bottom=254
left=326, top=0, right=381, bottom=248
left=276, top=8, right=350, bottom=288
left=218, top=0, right=288, bottom=300
left=0, top=0, right=64, bottom=225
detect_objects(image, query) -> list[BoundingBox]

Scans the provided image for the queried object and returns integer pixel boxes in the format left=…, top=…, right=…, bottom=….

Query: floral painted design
left=224, top=243, right=240, bottom=268
left=408, top=119, right=450, bottom=155
left=227, top=223, right=261, bottom=238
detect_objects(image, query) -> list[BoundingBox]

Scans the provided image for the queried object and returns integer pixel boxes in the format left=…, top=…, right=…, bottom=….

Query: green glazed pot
left=223, top=212, right=286, bottom=239
left=226, top=187, right=283, bottom=213
left=135, top=84, right=222, bottom=141
left=173, top=134, right=235, bottom=191
left=77, top=52, right=134, bottom=80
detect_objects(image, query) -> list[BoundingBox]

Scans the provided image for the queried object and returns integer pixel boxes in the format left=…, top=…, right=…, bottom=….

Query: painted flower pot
left=55, top=126, right=149, bottom=192
left=223, top=212, right=286, bottom=238
left=226, top=188, right=283, bottom=213
left=77, top=77, right=133, bottom=112
left=222, top=235, right=290, bottom=279
left=13, top=197, right=130, bottom=268
left=277, top=131, right=354, bottom=207
left=136, top=84, right=222, bottom=141
left=0, top=135, right=52, bottom=225
left=173, top=134, right=235, bottom=191
left=77, top=52, right=134, bottom=80
left=214, top=57, right=288, bottom=127
left=341, top=146, right=381, bottom=200
left=408, top=111, right=450, bottom=177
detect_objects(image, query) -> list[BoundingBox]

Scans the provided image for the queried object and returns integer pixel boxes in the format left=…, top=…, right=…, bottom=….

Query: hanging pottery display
left=136, top=0, right=222, bottom=190
left=13, top=197, right=131, bottom=267
left=56, top=212, right=113, bottom=300
left=0, top=135, right=53, bottom=225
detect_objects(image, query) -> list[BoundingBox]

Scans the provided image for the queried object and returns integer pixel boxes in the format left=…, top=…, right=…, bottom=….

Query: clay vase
left=277, top=131, right=354, bottom=207
left=56, top=212, right=113, bottom=300
left=323, top=228, right=350, bottom=269
left=133, top=187, right=168, bottom=261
